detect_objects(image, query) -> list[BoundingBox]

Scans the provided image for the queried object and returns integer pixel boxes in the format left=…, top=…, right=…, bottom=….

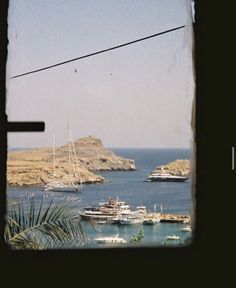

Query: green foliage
left=130, top=230, right=144, bottom=243
left=5, top=194, right=91, bottom=249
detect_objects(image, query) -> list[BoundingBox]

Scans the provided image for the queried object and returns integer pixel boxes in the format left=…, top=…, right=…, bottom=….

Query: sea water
left=7, top=148, right=193, bottom=248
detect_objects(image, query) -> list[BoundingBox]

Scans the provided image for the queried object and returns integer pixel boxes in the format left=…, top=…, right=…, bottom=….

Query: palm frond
left=5, top=194, right=90, bottom=249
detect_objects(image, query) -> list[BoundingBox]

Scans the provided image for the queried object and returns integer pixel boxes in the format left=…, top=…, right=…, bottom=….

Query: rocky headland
left=150, top=159, right=190, bottom=176
left=58, top=136, right=136, bottom=171
left=7, top=135, right=136, bottom=187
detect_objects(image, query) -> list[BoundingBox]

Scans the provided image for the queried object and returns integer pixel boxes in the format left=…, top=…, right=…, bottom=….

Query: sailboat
left=143, top=203, right=161, bottom=225
left=44, top=125, right=82, bottom=193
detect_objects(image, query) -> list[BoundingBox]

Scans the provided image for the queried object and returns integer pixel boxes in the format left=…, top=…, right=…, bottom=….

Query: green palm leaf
left=5, top=194, right=91, bottom=249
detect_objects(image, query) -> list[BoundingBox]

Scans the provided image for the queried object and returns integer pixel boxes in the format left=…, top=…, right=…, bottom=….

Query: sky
left=6, top=0, right=194, bottom=149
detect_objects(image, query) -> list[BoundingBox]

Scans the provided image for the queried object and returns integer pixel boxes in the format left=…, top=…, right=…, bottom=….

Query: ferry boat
left=145, top=173, right=188, bottom=182
left=79, top=197, right=132, bottom=221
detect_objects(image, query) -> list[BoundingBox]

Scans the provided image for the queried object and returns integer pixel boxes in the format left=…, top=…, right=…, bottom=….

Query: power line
left=12, top=25, right=185, bottom=79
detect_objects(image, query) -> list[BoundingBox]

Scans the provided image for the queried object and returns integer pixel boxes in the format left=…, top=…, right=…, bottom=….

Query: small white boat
left=180, top=225, right=192, bottom=232
left=166, top=235, right=180, bottom=240
left=94, top=234, right=127, bottom=244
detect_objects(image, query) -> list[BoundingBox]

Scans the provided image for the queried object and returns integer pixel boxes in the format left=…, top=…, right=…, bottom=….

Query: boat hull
left=143, top=219, right=159, bottom=225
left=180, top=226, right=192, bottom=232
left=119, top=218, right=143, bottom=225
left=95, top=238, right=127, bottom=244
left=45, top=186, right=82, bottom=192
left=166, top=235, right=180, bottom=240
left=94, top=234, right=127, bottom=244
left=79, top=213, right=115, bottom=221
left=145, top=176, right=188, bottom=182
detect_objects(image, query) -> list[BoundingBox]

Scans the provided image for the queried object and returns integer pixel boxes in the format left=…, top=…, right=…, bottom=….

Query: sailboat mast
left=52, top=133, right=56, bottom=183
left=69, top=126, right=83, bottom=188
left=67, top=123, right=71, bottom=185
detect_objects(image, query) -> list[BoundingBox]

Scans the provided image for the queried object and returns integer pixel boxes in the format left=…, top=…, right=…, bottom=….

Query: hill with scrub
left=7, top=135, right=136, bottom=187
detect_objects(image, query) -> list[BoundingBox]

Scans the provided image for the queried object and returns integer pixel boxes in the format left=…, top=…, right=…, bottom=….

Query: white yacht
left=79, top=197, right=132, bottom=221
left=118, top=212, right=144, bottom=225
left=145, top=173, right=188, bottom=182
left=94, top=234, right=127, bottom=244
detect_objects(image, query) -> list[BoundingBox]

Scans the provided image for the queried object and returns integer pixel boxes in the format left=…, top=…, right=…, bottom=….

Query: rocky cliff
left=7, top=136, right=136, bottom=187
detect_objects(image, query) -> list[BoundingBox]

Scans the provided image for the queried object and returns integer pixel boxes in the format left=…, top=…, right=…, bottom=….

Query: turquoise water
left=7, top=148, right=193, bottom=248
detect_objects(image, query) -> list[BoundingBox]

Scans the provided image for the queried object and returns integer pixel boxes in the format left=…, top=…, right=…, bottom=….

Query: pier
left=160, top=213, right=191, bottom=223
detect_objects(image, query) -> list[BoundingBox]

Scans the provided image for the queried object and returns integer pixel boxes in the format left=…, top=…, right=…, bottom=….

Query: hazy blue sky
left=7, top=0, right=194, bottom=148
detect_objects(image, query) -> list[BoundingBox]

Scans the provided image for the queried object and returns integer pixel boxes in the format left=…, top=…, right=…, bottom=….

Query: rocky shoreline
left=7, top=135, right=136, bottom=187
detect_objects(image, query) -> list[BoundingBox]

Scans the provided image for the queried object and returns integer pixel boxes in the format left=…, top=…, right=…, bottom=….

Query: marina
left=7, top=148, right=192, bottom=247
left=79, top=197, right=190, bottom=226
left=79, top=197, right=159, bottom=225
left=77, top=194, right=191, bottom=246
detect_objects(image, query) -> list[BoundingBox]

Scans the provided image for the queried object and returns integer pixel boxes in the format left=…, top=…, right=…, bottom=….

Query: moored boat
left=79, top=210, right=116, bottom=221
left=119, top=216, right=143, bottom=225
left=143, top=218, right=160, bottom=225
left=145, top=173, right=188, bottom=182
left=94, top=234, right=127, bottom=244
left=180, top=225, right=192, bottom=232
left=44, top=126, right=83, bottom=193
left=142, top=203, right=161, bottom=225
left=44, top=182, right=82, bottom=192
left=79, top=197, right=132, bottom=221
left=166, top=235, right=180, bottom=240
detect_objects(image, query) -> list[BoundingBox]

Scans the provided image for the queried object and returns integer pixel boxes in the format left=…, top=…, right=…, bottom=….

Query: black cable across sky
left=12, top=25, right=185, bottom=79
